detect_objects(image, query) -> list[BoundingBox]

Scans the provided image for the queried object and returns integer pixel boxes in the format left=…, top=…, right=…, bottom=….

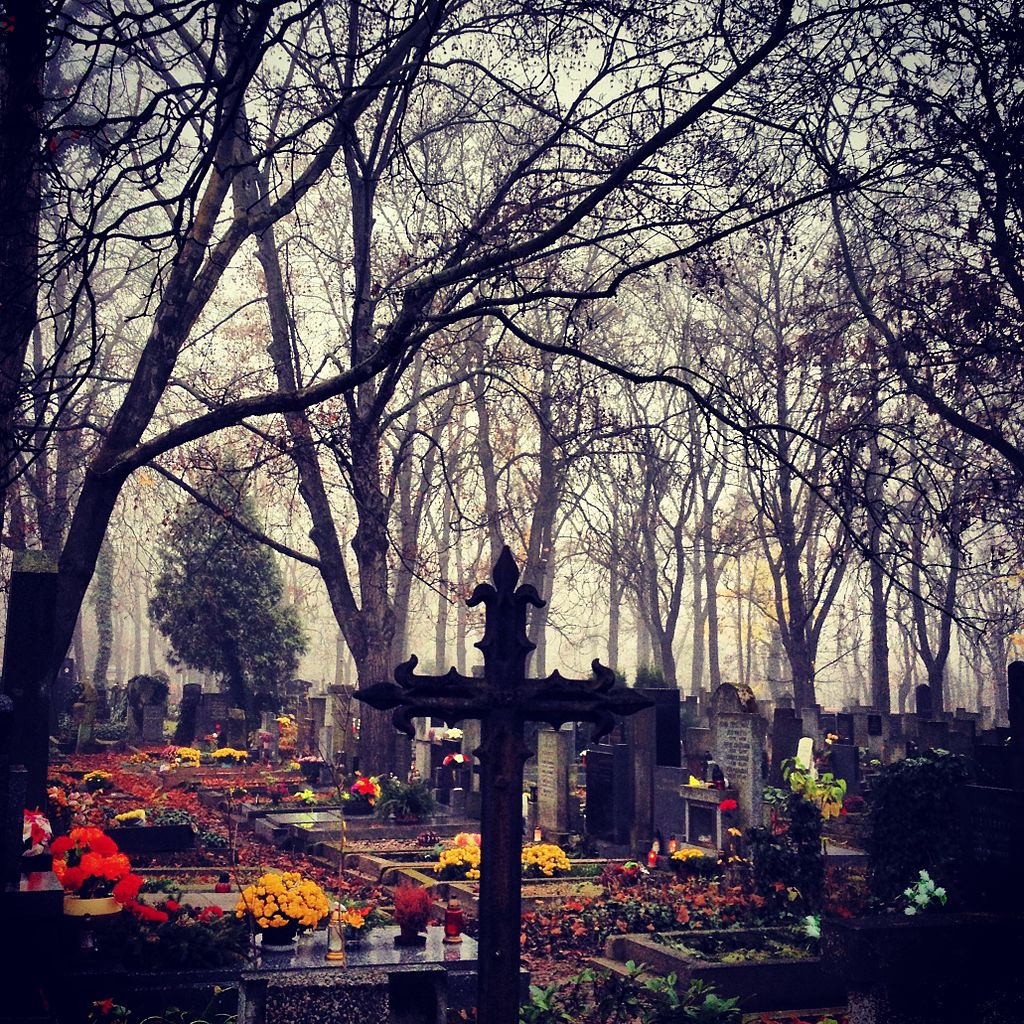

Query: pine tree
left=149, top=471, right=306, bottom=725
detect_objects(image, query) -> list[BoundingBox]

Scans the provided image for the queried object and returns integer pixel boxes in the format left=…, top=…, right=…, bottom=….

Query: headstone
left=142, top=704, right=166, bottom=743
left=309, top=696, right=328, bottom=753
left=413, top=738, right=432, bottom=783
left=461, top=720, right=482, bottom=792
left=226, top=708, right=247, bottom=749
left=799, top=706, right=820, bottom=741
left=915, top=684, right=933, bottom=717
left=640, top=686, right=682, bottom=767
left=0, top=552, right=58, bottom=810
left=75, top=692, right=98, bottom=752
left=628, top=702, right=656, bottom=849
left=50, top=658, right=77, bottom=735
left=770, top=707, right=803, bottom=786
left=201, top=693, right=230, bottom=741
left=835, top=712, right=854, bottom=744
left=260, top=711, right=280, bottom=760
left=796, top=737, right=816, bottom=776
left=584, top=744, right=632, bottom=843
left=175, top=683, right=202, bottom=745
left=829, top=742, right=860, bottom=796
left=536, top=728, right=571, bottom=835
left=450, top=786, right=467, bottom=817
left=712, top=710, right=767, bottom=829
left=955, top=784, right=1024, bottom=910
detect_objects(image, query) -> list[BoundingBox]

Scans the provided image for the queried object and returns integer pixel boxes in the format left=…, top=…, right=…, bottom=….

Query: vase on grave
left=343, top=798, right=374, bottom=816
left=63, top=894, right=122, bottom=917
left=260, top=920, right=299, bottom=952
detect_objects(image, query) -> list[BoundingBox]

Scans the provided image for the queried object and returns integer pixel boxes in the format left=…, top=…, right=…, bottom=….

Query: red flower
left=62, top=866, right=87, bottom=891
left=164, top=899, right=180, bottom=913
left=719, top=799, right=738, bottom=813
left=95, top=999, right=115, bottom=1016
left=50, top=836, right=73, bottom=857
left=112, top=874, right=143, bottom=905
left=129, top=901, right=169, bottom=923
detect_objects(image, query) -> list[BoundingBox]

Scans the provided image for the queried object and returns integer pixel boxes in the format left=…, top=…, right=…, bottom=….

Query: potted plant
left=375, top=776, right=438, bottom=822
left=338, top=899, right=386, bottom=945
left=345, top=773, right=382, bottom=815
left=236, top=870, right=330, bottom=952
left=392, top=882, right=433, bottom=946
left=51, top=826, right=143, bottom=916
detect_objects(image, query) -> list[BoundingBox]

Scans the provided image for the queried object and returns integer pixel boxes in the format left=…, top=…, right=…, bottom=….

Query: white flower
left=905, top=907, right=917, bottom=915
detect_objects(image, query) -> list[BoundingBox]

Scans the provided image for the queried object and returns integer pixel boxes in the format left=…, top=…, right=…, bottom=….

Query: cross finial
left=468, top=545, right=543, bottom=684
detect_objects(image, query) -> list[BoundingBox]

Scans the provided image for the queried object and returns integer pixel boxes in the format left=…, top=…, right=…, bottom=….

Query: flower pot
left=260, top=921, right=299, bottom=951
left=300, top=763, right=322, bottom=783
left=394, top=924, right=427, bottom=946
left=63, top=895, right=122, bottom=917
left=343, top=801, right=373, bottom=816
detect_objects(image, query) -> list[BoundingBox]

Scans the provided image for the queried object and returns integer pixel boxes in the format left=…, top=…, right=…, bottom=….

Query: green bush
left=95, top=721, right=129, bottom=741
left=519, top=965, right=740, bottom=1024
left=746, top=792, right=824, bottom=914
left=868, top=750, right=969, bottom=902
left=634, top=665, right=666, bottom=688
left=150, top=808, right=196, bottom=828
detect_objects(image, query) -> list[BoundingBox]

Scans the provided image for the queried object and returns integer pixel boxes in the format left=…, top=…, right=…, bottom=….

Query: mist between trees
left=1, top=0, right=1021, bottom=763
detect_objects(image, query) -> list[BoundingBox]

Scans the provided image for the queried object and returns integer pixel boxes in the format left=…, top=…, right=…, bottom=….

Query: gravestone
left=175, top=683, right=203, bottom=745
left=450, top=786, right=467, bottom=817
left=585, top=744, right=632, bottom=843
left=829, top=743, right=860, bottom=796
left=75, top=691, right=98, bottom=752
left=918, top=719, right=950, bottom=752
left=201, top=692, right=230, bottom=741
left=0, top=552, right=58, bottom=811
left=835, top=712, right=854, bottom=744
left=796, top=737, right=816, bottom=775
left=915, top=684, right=933, bottom=717
left=142, top=703, right=166, bottom=743
left=628, top=700, right=656, bottom=849
left=640, top=686, right=682, bottom=767
left=260, top=711, right=280, bottom=759
left=309, top=696, right=328, bottom=752
left=800, top=706, right=820, bottom=741
left=770, top=707, right=803, bottom=786
left=50, top=658, right=78, bottom=735
left=712, top=703, right=767, bottom=829
left=226, top=707, right=247, bottom=749
left=955, top=784, right=1024, bottom=911
left=536, top=728, right=571, bottom=836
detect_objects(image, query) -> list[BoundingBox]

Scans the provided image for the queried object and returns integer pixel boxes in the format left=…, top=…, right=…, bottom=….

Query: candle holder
left=325, top=903, right=346, bottom=962
left=443, top=898, right=464, bottom=944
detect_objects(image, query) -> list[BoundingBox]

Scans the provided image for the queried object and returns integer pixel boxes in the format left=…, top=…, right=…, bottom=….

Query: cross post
left=356, top=547, right=652, bottom=1024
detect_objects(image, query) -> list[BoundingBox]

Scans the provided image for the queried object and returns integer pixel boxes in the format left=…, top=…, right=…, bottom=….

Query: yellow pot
left=63, top=895, right=122, bottom=917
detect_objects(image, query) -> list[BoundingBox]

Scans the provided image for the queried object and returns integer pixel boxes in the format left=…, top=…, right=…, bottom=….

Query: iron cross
left=356, top=546, right=652, bottom=1024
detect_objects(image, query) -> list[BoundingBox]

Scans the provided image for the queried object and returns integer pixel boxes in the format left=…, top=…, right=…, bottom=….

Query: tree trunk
left=0, top=0, right=47, bottom=546
left=91, top=541, right=114, bottom=688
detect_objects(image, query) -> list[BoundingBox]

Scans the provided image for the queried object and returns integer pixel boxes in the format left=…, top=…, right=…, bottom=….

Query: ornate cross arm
left=355, top=655, right=652, bottom=739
